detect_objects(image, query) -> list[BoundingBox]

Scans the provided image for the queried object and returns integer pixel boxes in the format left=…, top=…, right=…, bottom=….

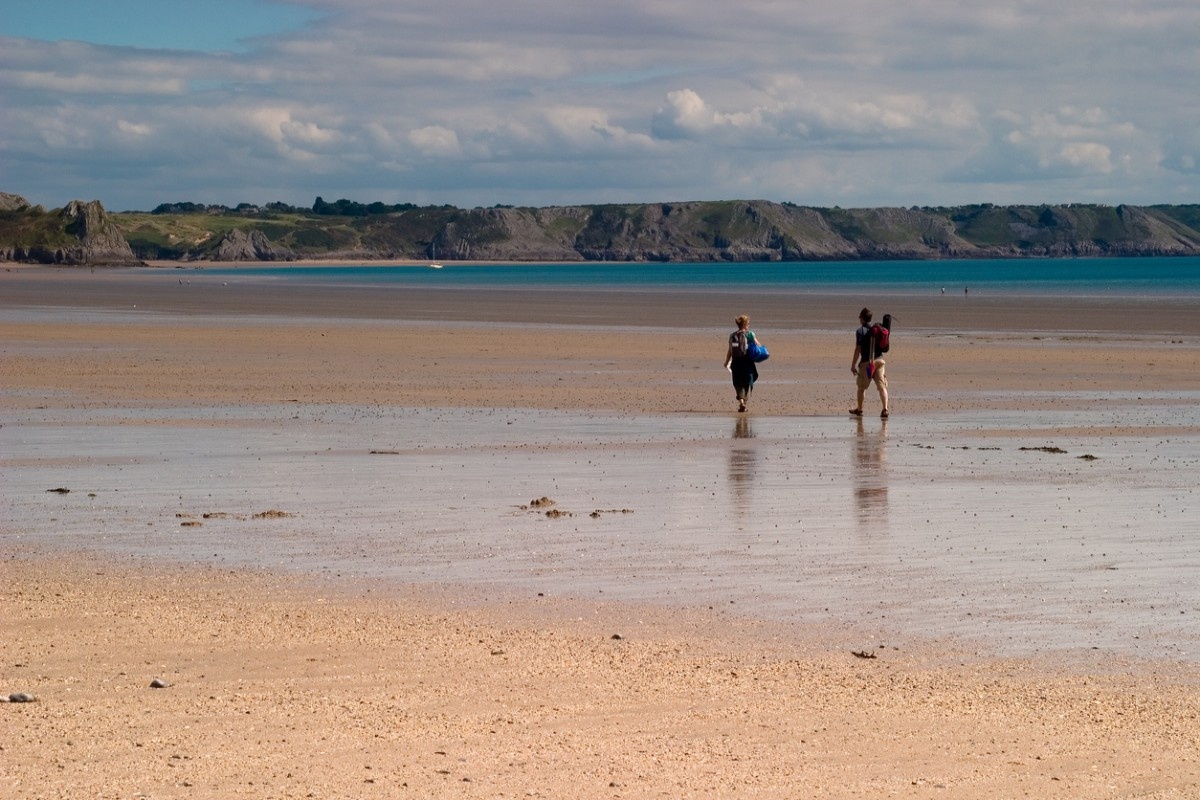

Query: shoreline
left=9, top=249, right=1200, bottom=270
left=6, top=261, right=1200, bottom=336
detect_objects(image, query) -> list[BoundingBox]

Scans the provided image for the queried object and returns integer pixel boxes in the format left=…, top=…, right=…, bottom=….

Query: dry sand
left=3, top=265, right=1200, bottom=798
left=4, top=556, right=1199, bottom=799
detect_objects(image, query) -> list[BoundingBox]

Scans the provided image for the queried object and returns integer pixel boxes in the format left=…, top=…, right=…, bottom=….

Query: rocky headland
left=3, top=191, right=1199, bottom=265
left=1, top=193, right=140, bottom=266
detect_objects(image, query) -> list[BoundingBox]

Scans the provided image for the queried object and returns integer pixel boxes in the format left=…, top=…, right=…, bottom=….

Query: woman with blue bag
left=723, top=314, right=769, bottom=413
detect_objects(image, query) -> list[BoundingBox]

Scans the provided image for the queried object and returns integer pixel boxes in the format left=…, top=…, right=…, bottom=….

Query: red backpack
left=868, top=314, right=891, bottom=357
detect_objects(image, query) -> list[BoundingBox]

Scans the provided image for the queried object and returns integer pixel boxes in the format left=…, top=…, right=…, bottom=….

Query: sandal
left=880, top=409, right=889, bottom=419
left=848, top=408, right=863, bottom=416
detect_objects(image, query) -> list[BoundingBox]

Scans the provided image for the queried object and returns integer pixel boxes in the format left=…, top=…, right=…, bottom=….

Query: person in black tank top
left=849, top=307, right=890, bottom=418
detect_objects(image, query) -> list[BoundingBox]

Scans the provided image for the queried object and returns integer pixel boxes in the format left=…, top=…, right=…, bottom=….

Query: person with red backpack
left=849, top=307, right=890, bottom=419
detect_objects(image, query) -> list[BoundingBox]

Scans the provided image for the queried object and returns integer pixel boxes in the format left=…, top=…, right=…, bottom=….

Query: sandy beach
left=3, top=264, right=1200, bottom=798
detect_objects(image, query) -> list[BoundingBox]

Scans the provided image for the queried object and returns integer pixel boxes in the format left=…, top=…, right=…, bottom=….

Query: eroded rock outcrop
left=61, top=200, right=140, bottom=264
left=432, top=207, right=587, bottom=261
left=212, top=228, right=295, bottom=261
left=0, top=192, right=32, bottom=211
left=0, top=199, right=139, bottom=265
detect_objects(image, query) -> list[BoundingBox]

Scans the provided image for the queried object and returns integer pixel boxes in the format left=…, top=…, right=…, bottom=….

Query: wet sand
left=3, top=265, right=1200, bottom=798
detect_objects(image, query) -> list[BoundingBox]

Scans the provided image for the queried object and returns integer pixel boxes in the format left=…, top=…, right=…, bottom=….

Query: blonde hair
left=735, top=315, right=750, bottom=329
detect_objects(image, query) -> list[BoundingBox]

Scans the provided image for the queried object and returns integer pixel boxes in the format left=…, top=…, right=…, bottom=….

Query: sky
left=2, top=0, right=1198, bottom=212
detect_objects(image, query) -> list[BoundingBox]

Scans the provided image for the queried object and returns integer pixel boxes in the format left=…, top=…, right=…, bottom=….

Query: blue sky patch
left=2, top=0, right=321, bottom=52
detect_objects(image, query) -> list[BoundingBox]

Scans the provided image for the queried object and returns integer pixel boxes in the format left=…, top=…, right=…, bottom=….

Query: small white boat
left=428, top=263, right=443, bottom=269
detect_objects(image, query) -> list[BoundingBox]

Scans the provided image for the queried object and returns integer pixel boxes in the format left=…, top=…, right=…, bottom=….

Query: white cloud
left=948, top=102, right=1155, bottom=195
left=281, top=119, right=343, bottom=149
left=652, top=89, right=767, bottom=140
left=116, top=120, right=153, bottom=136
left=1055, top=142, right=1113, bottom=174
left=541, top=107, right=651, bottom=149
left=651, top=86, right=979, bottom=154
left=408, top=126, right=462, bottom=158
left=245, top=108, right=294, bottom=144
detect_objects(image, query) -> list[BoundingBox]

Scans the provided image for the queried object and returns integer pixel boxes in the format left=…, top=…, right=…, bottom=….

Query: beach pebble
left=150, top=678, right=170, bottom=689
left=6, top=692, right=38, bottom=703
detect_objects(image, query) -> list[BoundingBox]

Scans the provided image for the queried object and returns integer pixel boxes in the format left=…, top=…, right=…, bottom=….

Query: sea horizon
left=181, top=255, right=1200, bottom=300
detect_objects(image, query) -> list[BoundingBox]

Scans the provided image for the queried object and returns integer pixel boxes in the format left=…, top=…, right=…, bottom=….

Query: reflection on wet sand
left=853, top=416, right=888, bottom=533
left=8, top=400, right=1200, bottom=660
left=728, top=415, right=756, bottom=514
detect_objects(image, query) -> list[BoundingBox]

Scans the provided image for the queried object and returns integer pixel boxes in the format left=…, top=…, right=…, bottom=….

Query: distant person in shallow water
left=724, top=314, right=761, bottom=413
left=849, top=307, right=889, bottom=419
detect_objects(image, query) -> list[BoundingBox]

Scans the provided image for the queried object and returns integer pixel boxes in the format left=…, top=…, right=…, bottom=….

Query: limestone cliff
left=432, top=206, right=588, bottom=261
left=0, top=192, right=32, bottom=211
left=211, top=228, right=295, bottom=261
left=177, top=201, right=1200, bottom=262
left=59, top=200, right=141, bottom=265
left=0, top=199, right=139, bottom=265
left=6, top=191, right=1200, bottom=264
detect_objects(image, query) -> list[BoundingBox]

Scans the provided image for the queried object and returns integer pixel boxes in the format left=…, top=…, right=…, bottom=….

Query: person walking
left=849, top=307, right=890, bottom=419
left=724, top=314, right=761, bottom=413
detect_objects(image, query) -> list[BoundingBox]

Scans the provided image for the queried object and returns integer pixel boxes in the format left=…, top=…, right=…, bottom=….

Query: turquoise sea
left=200, top=256, right=1200, bottom=298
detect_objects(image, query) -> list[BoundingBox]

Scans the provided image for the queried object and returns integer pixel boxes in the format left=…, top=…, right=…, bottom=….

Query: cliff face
left=5, top=192, right=1200, bottom=265
left=433, top=206, right=588, bottom=261
left=0, top=192, right=32, bottom=212
left=405, top=201, right=1200, bottom=263
left=0, top=199, right=139, bottom=265
left=60, top=200, right=140, bottom=265
left=210, top=228, right=296, bottom=262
